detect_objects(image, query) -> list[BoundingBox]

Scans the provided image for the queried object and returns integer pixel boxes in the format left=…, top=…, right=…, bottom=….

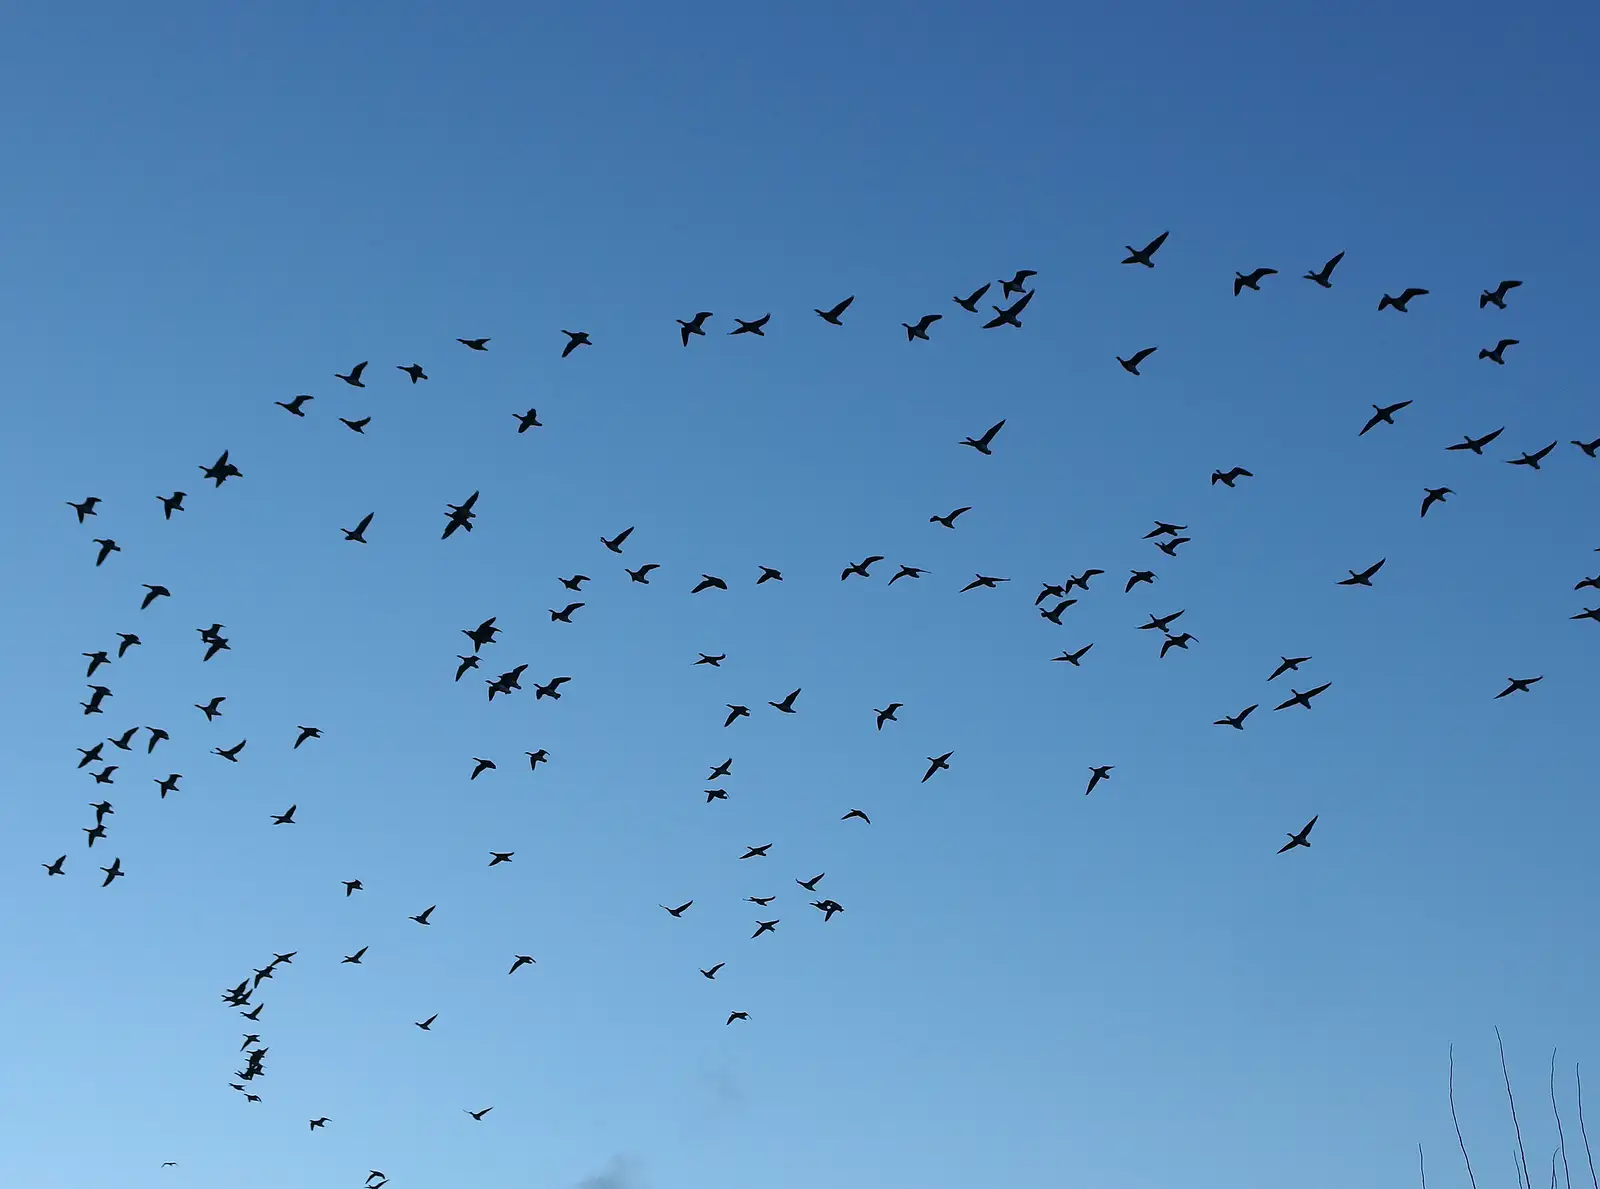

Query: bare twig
left=1500, top=1027, right=1534, bottom=1189
left=1451, top=1044, right=1481, bottom=1189
left=1576, top=1064, right=1598, bottom=1189
left=1419, top=1144, right=1427, bottom=1189
left=1554, top=1050, right=1574, bottom=1189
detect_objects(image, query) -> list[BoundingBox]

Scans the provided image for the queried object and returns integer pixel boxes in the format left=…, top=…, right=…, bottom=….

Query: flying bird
left=815, top=296, right=854, bottom=325
left=458, top=337, right=490, bottom=350
left=601, top=526, right=634, bottom=553
left=335, top=361, right=367, bottom=386
left=1126, top=570, right=1156, bottom=592
left=1211, top=467, right=1253, bottom=487
left=1338, top=559, right=1386, bottom=586
left=1506, top=442, right=1557, bottom=469
left=561, top=330, right=591, bottom=357
left=751, top=920, right=779, bottom=938
left=42, top=855, right=66, bottom=876
left=140, top=584, right=171, bottom=609
left=953, top=283, right=991, bottom=312
left=416, top=1014, right=438, bottom=1030
left=724, top=705, right=750, bottom=726
left=509, top=955, right=536, bottom=974
left=214, top=740, right=246, bottom=762
left=410, top=905, right=436, bottom=925
left=930, top=506, right=971, bottom=528
left=100, top=857, right=124, bottom=886
left=1159, top=632, right=1197, bottom=657
left=1000, top=269, right=1037, bottom=298
left=1122, top=232, right=1168, bottom=267
left=1378, top=288, right=1428, bottom=312
left=1234, top=267, right=1277, bottom=294
left=1479, top=339, right=1518, bottom=364
left=1420, top=487, right=1452, bottom=517
left=550, top=602, right=585, bottom=622
left=982, top=288, right=1034, bottom=329
left=1304, top=251, right=1344, bottom=287
left=200, top=450, right=242, bottom=486
left=1480, top=280, right=1521, bottom=309
left=116, top=633, right=141, bottom=657
left=888, top=565, right=927, bottom=584
left=488, top=852, right=513, bottom=866
left=1085, top=765, right=1113, bottom=795
left=276, top=394, right=312, bottom=416
left=756, top=566, right=783, bottom=583
left=1278, top=816, right=1318, bottom=853
left=730, top=314, right=770, bottom=336
left=1117, top=347, right=1157, bottom=375
left=271, top=805, right=296, bottom=825
left=466, top=1108, right=493, bottom=1121
left=1359, top=401, right=1412, bottom=435
left=661, top=901, right=693, bottom=917
left=740, top=844, right=772, bottom=860
left=342, top=513, right=374, bottom=543
left=1447, top=428, right=1504, bottom=454
left=694, top=653, right=725, bottom=666
left=961, top=419, right=1006, bottom=454
left=91, top=538, right=120, bottom=566
left=441, top=491, right=479, bottom=539
left=293, top=726, right=321, bottom=749
left=691, top=574, right=728, bottom=593
left=67, top=496, right=101, bottom=523
left=841, top=555, right=885, bottom=581
left=726, top=1011, right=749, bottom=1024
left=1268, top=656, right=1311, bottom=680
left=922, top=752, right=953, bottom=782
left=873, top=703, right=902, bottom=730
left=678, top=311, right=713, bottom=344
left=1495, top=676, right=1543, bottom=699
left=1573, top=439, right=1600, bottom=458
left=398, top=364, right=427, bottom=383
left=340, top=417, right=371, bottom=433
left=842, top=808, right=871, bottom=823
left=626, top=564, right=660, bottom=583
left=1274, top=683, right=1332, bottom=711
left=1053, top=644, right=1093, bottom=665
left=903, top=313, right=942, bottom=341
left=768, top=688, right=801, bottom=713
left=513, top=408, right=542, bottom=433
left=526, top=749, right=549, bottom=770
left=470, top=758, right=496, bottom=780
left=961, top=574, right=1009, bottom=591
left=158, top=491, right=186, bottom=519
left=1214, top=705, right=1258, bottom=730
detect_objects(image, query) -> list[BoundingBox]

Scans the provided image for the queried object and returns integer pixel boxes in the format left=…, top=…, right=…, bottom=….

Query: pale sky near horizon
left=3, top=3, right=1598, bottom=1187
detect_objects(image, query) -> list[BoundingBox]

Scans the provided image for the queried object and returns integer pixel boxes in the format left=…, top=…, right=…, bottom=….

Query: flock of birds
left=43, top=231, right=1600, bottom=1178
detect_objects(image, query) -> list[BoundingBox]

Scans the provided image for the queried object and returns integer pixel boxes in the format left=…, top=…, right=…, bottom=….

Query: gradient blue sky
left=4, top=2, right=1598, bottom=1187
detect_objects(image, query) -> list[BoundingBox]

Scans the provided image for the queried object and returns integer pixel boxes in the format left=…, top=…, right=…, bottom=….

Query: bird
left=158, top=491, right=186, bottom=519
left=466, top=1108, right=493, bottom=1121
left=91, top=538, right=120, bottom=566
left=751, top=920, right=779, bottom=938
left=1480, top=279, right=1522, bottom=309
left=454, top=655, right=479, bottom=681
left=77, top=742, right=105, bottom=767
left=730, top=314, right=770, bottom=336
left=67, top=496, right=101, bottom=523
left=309, top=1118, right=330, bottom=1131
left=1274, top=683, right=1333, bottom=711
left=691, top=574, right=728, bottom=593
left=561, top=574, right=591, bottom=591
left=270, top=805, right=296, bottom=825
left=1117, top=347, right=1157, bottom=375
left=339, top=416, right=370, bottom=433
left=1338, top=559, right=1386, bottom=587
left=1140, top=610, right=1185, bottom=632
left=1053, top=644, right=1093, bottom=666
left=100, top=857, right=124, bottom=886
left=678, top=311, right=713, bottom=344
left=1234, top=267, right=1277, bottom=294
left=705, top=788, right=728, bottom=803
left=708, top=759, right=733, bottom=779
left=1085, top=766, right=1113, bottom=795
left=701, top=963, right=725, bottom=979
left=962, top=574, right=1009, bottom=592
left=1304, top=251, right=1345, bottom=287
left=470, top=758, right=496, bottom=780
left=1145, top=521, right=1186, bottom=538
left=888, top=565, right=927, bottom=585
left=1214, top=705, right=1258, bottom=730
left=202, top=634, right=231, bottom=662
left=726, top=1011, right=749, bottom=1024
left=335, top=361, right=368, bottom=386
left=1495, top=676, right=1543, bottom=699
left=873, top=703, right=902, bottom=730
left=1572, top=608, right=1600, bottom=624
left=922, top=752, right=953, bottom=783
left=275, top=394, right=312, bottom=416
left=458, top=337, right=490, bottom=350
left=140, top=584, right=171, bottom=609
left=903, top=313, right=942, bottom=341
left=1360, top=401, right=1412, bottom=435
left=1268, top=656, right=1311, bottom=681
left=796, top=873, right=824, bottom=891
left=488, top=852, right=514, bottom=866
left=463, top=617, right=500, bottom=652
left=1480, top=338, right=1519, bottom=364
left=513, top=408, right=543, bottom=433
left=1573, top=439, right=1600, bottom=458
left=160, top=1163, right=177, bottom=1169
left=961, top=420, right=1006, bottom=454
left=982, top=289, right=1034, bottom=329
left=1126, top=570, right=1156, bottom=592
left=92, top=765, right=118, bottom=785
left=409, top=905, right=436, bottom=925
left=84, top=823, right=107, bottom=847
left=1000, top=269, right=1037, bottom=298
left=953, top=283, right=992, bottom=312
left=756, top=566, right=784, bottom=584
left=550, top=602, right=585, bottom=622
left=398, top=364, right=427, bottom=383
left=1040, top=600, right=1076, bottom=624
left=534, top=676, right=571, bottom=700
left=1507, top=442, right=1557, bottom=470
left=42, top=855, right=66, bottom=876
left=416, top=1014, right=438, bottom=1030
left=561, top=330, right=591, bottom=357
left=1122, top=232, right=1168, bottom=267
left=198, top=451, right=245, bottom=489
left=155, top=774, right=180, bottom=799
left=441, top=491, right=479, bottom=539
left=841, top=555, right=885, bottom=581
left=526, top=749, right=549, bottom=770
left=741, top=843, right=772, bottom=861
left=1378, top=288, right=1428, bottom=312
left=746, top=895, right=775, bottom=906
left=1574, top=576, right=1600, bottom=592
left=213, top=739, right=246, bottom=762
left=116, top=633, right=141, bottom=657
left=1420, top=487, right=1452, bottom=517
left=626, top=563, right=660, bottom=583
left=83, top=651, right=110, bottom=678
left=509, top=955, right=536, bottom=974
left=240, top=1004, right=263, bottom=1021
left=1278, top=816, right=1318, bottom=853
left=694, top=653, right=725, bottom=667
left=930, top=506, right=971, bottom=528
left=340, top=512, right=374, bottom=543
left=1211, top=467, right=1253, bottom=487
left=1447, top=428, right=1505, bottom=454
left=768, top=689, right=801, bottom=713
left=842, top=808, right=871, bottom=823
left=724, top=705, right=750, bottom=727
left=811, top=899, right=845, bottom=921
left=815, top=296, right=854, bottom=325
left=1159, top=632, right=1197, bottom=658
left=601, top=526, right=635, bottom=553
left=342, top=881, right=363, bottom=897
left=661, top=901, right=693, bottom=917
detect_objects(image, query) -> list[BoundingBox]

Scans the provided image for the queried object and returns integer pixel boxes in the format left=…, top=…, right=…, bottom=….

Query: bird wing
left=1008, top=289, right=1035, bottom=314
left=979, top=419, right=1005, bottom=444
left=1323, top=251, right=1345, bottom=273
left=355, top=513, right=374, bottom=532
left=1143, top=231, right=1169, bottom=254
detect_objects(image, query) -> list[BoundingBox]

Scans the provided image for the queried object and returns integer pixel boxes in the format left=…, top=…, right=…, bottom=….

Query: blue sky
left=3, top=1, right=1598, bottom=1186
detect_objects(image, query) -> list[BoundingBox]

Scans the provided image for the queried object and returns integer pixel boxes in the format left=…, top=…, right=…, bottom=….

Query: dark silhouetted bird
left=488, top=852, right=513, bottom=866
left=983, top=289, right=1034, bottom=328
left=922, top=752, right=953, bottom=782
left=342, top=512, right=374, bottom=543
left=1053, top=644, right=1093, bottom=665
left=77, top=743, right=104, bottom=767
left=815, top=296, right=854, bottom=325
left=705, top=788, right=728, bottom=802
left=84, top=651, right=110, bottom=677
left=747, top=895, right=775, bottom=906
left=343, top=880, right=363, bottom=897
left=1495, top=676, right=1543, bottom=699
left=1234, top=267, right=1276, bottom=294
left=678, top=312, right=713, bottom=344
left=930, top=506, right=971, bottom=528
left=1447, top=427, right=1504, bottom=454
left=458, top=337, right=490, bottom=350
left=550, top=602, right=584, bottom=622
left=1085, top=765, right=1113, bottom=795
left=117, top=633, right=140, bottom=657
left=92, top=538, right=120, bottom=566
left=410, top=905, right=435, bottom=925
left=626, top=563, right=659, bottom=583
left=561, top=574, right=590, bottom=591
left=1479, top=339, right=1518, bottom=364
left=455, top=655, right=479, bottom=681
left=1278, top=816, right=1317, bottom=853
left=756, top=566, right=783, bottom=583
left=708, top=759, right=733, bottom=780
left=726, top=1011, right=749, bottom=1024
left=1274, top=683, right=1332, bottom=711
left=561, top=330, right=591, bottom=357
left=796, top=873, right=824, bottom=891
left=1268, top=656, right=1311, bottom=680
left=1040, top=600, right=1076, bottom=624
left=141, top=584, right=171, bottom=609
left=1118, top=347, right=1157, bottom=375
left=67, top=496, right=101, bottom=523
left=1339, top=559, right=1386, bottom=586
left=1378, top=288, right=1428, bottom=312
left=155, top=774, right=180, bottom=799
left=1360, top=401, right=1412, bottom=435
left=158, top=491, right=186, bottom=519
left=100, top=857, right=124, bottom=886
left=513, top=408, right=542, bottom=433
left=293, top=726, right=321, bottom=749
left=1000, top=269, right=1037, bottom=298
left=509, top=955, right=536, bottom=974
left=1122, top=232, right=1168, bottom=267
left=661, top=901, right=693, bottom=917
left=309, top=1118, right=330, bottom=1131
left=1140, top=609, right=1184, bottom=632
left=904, top=313, right=942, bottom=341
left=841, top=555, right=885, bottom=581
left=751, top=920, right=779, bottom=938
left=462, top=617, right=499, bottom=652
left=335, top=362, right=367, bottom=387
left=953, top=283, right=991, bottom=313
left=961, top=419, right=1005, bottom=454
left=276, top=394, right=312, bottom=416
left=691, top=574, right=728, bottom=593
left=1507, top=442, right=1557, bottom=470
left=724, top=705, right=750, bottom=726
left=470, top=758, right=495, bottom=780
left=398, top=364, right=427, bottom=383
left=769, top=688, right=800, bottom=713
left=740, top=844, right=772, bottom=860
left=701, top=963, right=724, bottom=979
left=874, top=704, right=902, bottom=730
left=1214, top=705, right=1257, bottom=730
left=85, top=824, right=106, bottom=846
left=602, top=526, right=634, bottom=553
left=961, top=574, right=1009, bottom=592
left=1212, top=467, right=1253, bottom=487
left=1573, top=438, right=1600, bottom=458
left=271, top=805, right=296, bottom=825
left=843, top=808, right=871, bottom=823
left=200, top=451, right=242, bottom=486
left=534, top=676, right=570, bottom=700
left=442, top=491, right=479, bottom=539
left=1420, top=487, right=1452, bottom=517
left=730, top=314, right=770, bottom=336
left=1480, top=280, right=1521, bottom=309
left=465, top=1107, right=493, bottom=1121
left=1304, top=251, right=1344, bottom=287
left=339, top=417, right=370, bottom=433
left=1126, top=570, right=1156, bottom=592
left=43, top=855, right=66, bottom=876
left=526, top=749, right=549, bottom=770
left=214, top=740, right=246, bottom=762
left=695, top=653, right=725, bottom=667
left=1159, top=632, right=1197, bottom=658
left=888, top=565, right=927, bottom=585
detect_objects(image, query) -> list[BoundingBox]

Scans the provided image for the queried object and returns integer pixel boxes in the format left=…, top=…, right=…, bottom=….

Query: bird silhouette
left=410, top=905, right=436, bottom=925
left=213, top=739, right=246, bottom=762
left=961, top=420, right=1006, bottom=454
left=343, top=881, right=363, bottom=897
left=1506, top=442, right=1557, bottom=469
left=1378, top=287, right=1428, bottom=312
left=1234, top=267, right=1277, bottom=294
left=983, top=289, right=1034, bottom=329
left=1118, top=347, right=1157, bottom=375
left=701, top=963, right=725, bottom=979
left=534, top=676, right=571, bottom=700
left=953, top=283, right=991, bottom=312
left=550, top=602, right=585, bottom=622
left=601, top=526, right=635, bottom=553
left=691, top=574, right=728, bottom=593
left=309, top=1117, right=330, bottom=1130
left=509, top=955, right=536, bottom=974
left=67, top=497, right=101, bottom=523
left=751, top=920, right=779, bottom=938
left=342, top=512, right=374, bottom=543
left=626, top=563, right=660, bottom=583
left=756, top=566, right=784, bottom=584
left=416, top=1014, right=439, bottom=1030
left=526, top=749, right=549, bottom=770
left=740, top=844, right=772, bottom=860
left=43, top=855, right=66, bottom=876
left=561, top=330, right=591, bottom=357
left=661, top=901, right=693, bottom=917
left=678, top=312, right=713, bottom=344
left=961, top=574, right=1009, bottom=592
left=442, top=491, right=479, bottom=539
left=155, top=774, right=180, bottom=799
left=1122, top=232, right=1168, bottom=267
left=108, top=729, right=136, bottom=752
left=470, top=758, right=496, bottom=780
left=1053, top=644, right=1093, bottom=665
left=842, top=808, right=871, bottom=823
left=1420, top=487, right=1452, bottom=517
left=1268, top=656, right=1311, bottom=681
left=922, top=752, right=953, bottom=782
left=1214, top=705, right=1258, bottom=730
left=1085, top=765, right=1113, bottom=795
left=708, top=759, right=733, bottom=779
left=513, top=408, right=543, bottom=433
left=1573, top=439, right=1600, bottom=458
left=200, top=450, right=242, bottom=486
left=276, top=394, right=312, bottom=416
left=724, top=705, right=750, bottom=726
left=1479, top=338, right=1519, bottom=364
left=873, top=703, right=902, bottom=729
left=270, top=805, right=296, bottom=825
left=158, top=491, right=185, bottom=519
left=815, top=296, right=854, bottom=325
left=730, top=314, right=770, bottom=336
left=1159, top=632, right=1197, bottom=657
left=1274, top=683, right=1332, bottom=711
left=116, top=633, right=141, bottom=657
left=1278, top=816, right=1318, bottom=853
left=398, top=364, right=428, bottom=383
left=100, top=857, right=123, bottom=886
left=335, top=361, right=367, bottom=386
left=339, top=416, right=371, bottom=433
left=1126, top=570, right=1156, bottom=592
left=726, top=1011, right=750, bottom=1024
left=768, top=688, right=801, bottom=713
left=1000, top=269, right=1037, bottom=298
left=888, top=565, right=927, bottom=585
left=930, top=506, right=972, bottom=528
left=1360, top=401, right=1412, bottom=435
left=140, top=584, right=171, bottom=609
left=458, top=337, right=490, bottom=350
left=1495, top=676, right=1543, bottom=698
left=91, top=538, right=120, bottom=566
left=488, top=852, right=513, bottom=866
left=903, top=313, right=942, bottom=341
left=1211, top=467, right=1253, bottom=487
left=1447, top=427, right=1504, bottom=454
left=694, top=653, right=726, bottom=666
left=841, top=555, right=885, bottom=581
left=1040, top=600, right=1076, bottom=624
left=1480, top=279, right=1521, bottom=309
left=1304, top=251, right=1345, bottom=287
left=466, top=1107, right=493, bottom=1120
left=1338, top=559, right=1386, bottom=586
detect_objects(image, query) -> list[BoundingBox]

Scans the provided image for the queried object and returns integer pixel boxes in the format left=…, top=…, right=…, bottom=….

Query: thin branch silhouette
left=1500, top=1027, right=1535, bottom=1189
left=1576, top=1064, right=1598, bottom=1189
left=1451, top=1044, right=1481, bottom=1189
left=1419, top=1144, right=1427, bottom=1189
left=1554, top=1050, right=1574, bottom=1189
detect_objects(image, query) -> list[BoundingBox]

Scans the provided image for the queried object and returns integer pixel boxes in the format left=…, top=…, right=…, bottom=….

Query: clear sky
left=3, top=2, right=1598, bottom=1187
